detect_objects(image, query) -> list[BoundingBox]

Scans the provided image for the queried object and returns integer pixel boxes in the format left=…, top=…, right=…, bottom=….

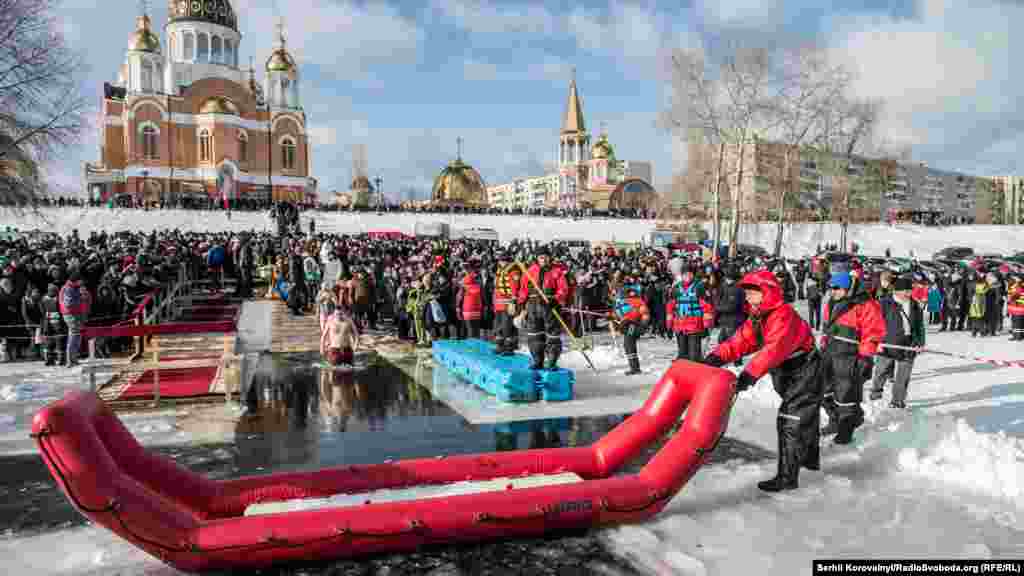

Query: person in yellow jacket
left=968, top=278, right=990, bottom=337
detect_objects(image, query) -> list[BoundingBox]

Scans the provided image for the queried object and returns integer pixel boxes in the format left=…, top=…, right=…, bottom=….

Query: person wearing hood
left=20, top=286, right=43, bottom=360
left=819, top=270, right=886, bottom=444
left=703, top=269, right=821, bottom=492
left=666, top=260, right=715, bottom=362
left=39, top=283, right=64, bottom=365
left=613, top=282, right=650, bottom=375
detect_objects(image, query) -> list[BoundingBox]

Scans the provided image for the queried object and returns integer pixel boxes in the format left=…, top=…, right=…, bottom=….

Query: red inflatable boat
left=31, top=360, right=735, bottom=573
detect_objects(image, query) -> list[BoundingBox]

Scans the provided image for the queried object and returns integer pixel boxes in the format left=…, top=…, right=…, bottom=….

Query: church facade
left=83, top=1, right=316, bottom=207
left=487, top=74, right=658, bottom=213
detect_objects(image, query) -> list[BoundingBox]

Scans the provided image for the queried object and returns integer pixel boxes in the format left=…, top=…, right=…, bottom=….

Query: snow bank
left=8, top=207, right=1024, bottom=258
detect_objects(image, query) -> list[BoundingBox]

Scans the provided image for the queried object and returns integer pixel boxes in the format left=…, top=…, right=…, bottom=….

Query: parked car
left=933, top=246, right=974, bottom=260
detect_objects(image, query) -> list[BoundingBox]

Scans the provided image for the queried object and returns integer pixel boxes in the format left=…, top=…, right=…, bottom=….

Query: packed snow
left=7, top=207, right=1024, bottom=259
left=1, top=209, right=1024, bottom=574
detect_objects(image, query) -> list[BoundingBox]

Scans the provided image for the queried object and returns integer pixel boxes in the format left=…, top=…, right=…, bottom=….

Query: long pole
left=515, top=261, right=598, bottom=373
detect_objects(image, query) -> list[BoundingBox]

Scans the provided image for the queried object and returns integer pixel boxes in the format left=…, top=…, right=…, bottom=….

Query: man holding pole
left=517, top=246, right=569, bottom=370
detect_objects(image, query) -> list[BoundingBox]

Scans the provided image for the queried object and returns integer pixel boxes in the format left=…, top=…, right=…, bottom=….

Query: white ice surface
left=2, top=210, right=1024, bottom=573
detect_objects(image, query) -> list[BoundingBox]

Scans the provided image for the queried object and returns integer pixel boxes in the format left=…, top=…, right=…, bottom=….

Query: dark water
left=1, top=354, right=774, bottom=574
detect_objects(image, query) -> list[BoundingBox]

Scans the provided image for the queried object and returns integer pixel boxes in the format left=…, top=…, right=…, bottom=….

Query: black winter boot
left=625, top=357, right=641, bottom=375
left=759, top=419, right=800, bottom=492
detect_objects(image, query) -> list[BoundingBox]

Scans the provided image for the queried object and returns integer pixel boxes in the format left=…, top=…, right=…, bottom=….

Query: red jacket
left=517, top=262, right=569, bottom=306
left=822, top=289, right=886, bottom=357
left=457, top=272, right=483, bottom=321
left=1008, top=283, right=1024, bottom=316
left=493, top=265, right=521, bottom=313
left=712, top=270, right=815, bottom=379
left=665, top=279, right=714, bottom=334
left=911, top=284, right=928, bottom=304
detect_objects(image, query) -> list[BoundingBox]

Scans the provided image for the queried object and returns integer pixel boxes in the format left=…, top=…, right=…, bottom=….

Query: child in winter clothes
left=927, top=282, right=943, bottom=325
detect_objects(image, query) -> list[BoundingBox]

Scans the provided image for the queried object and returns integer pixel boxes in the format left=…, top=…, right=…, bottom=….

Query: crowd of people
left=6, top=219, right=1023, bottom=496
left=0, top=228, right=235, bottom=365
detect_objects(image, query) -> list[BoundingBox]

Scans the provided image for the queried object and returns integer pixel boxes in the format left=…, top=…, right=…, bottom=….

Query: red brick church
left=84, top=1, right=316, bottom=207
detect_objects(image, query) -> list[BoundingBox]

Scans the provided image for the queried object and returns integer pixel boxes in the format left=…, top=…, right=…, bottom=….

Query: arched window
left=140, top=124, right=159, bottom=159
left=199, top=129, right=212, bottom=162
left=197, top=33, right=208, bottom=63
left=153, top=61, right=163, bottom=93
left=183, top=31, right=194, bottom=61
left=281, top=136, right=296, bottom=170
left=237, top=130, right=248, bottom=163
left=141, top=60, right=153, bottom=92
left=211, top=36, right=222, bottom=63
left=224, top=39, right=234, bottom=67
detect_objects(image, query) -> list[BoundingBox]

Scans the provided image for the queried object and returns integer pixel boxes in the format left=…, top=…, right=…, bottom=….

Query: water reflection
left=230, top=353, right=632, bottom=475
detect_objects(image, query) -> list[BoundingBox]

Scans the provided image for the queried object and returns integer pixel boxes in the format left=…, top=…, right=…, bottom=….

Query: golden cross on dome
left=456, top=137, right=463, bottom=160
left=138, top=0, right=149, bottom=16
left=600, top=120, right=607, bottom=136
left=571, top=66, right=576, bottom=83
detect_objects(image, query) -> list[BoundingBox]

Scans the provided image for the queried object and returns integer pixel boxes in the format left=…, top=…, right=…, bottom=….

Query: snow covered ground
left=6, top=206, right=1024, bottom=258
left=1, top=209, right=1023, bottom=574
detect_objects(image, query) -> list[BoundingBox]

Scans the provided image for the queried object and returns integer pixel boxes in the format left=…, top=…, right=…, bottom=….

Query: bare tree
left=0, top=0, right=88, bottom=205
left=661, top=44, right=775, bottom=258
left=761, top=45, right=852, bottom=256
left=815, top=95, right=883, bottom=249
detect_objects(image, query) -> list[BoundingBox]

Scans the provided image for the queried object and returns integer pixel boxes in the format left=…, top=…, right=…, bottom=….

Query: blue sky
left=53, top=0, right=1021, bottom=201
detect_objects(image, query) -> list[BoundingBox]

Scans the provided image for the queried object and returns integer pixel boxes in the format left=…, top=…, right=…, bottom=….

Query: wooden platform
left=268, top=300, right=417, bottom=358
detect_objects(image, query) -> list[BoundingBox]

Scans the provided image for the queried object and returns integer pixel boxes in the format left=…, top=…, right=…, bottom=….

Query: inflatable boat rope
left=32, top=360, right=735, bottom=573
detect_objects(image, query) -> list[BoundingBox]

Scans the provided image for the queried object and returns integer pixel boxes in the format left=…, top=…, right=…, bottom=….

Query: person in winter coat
left=666, top=260, right=714, bottom=362
left=456, top=264, right=484, bottom=339
left=941, top=271, right=962, bottom=331
left=517, top=246, right=569, bottom=370
left=712, top=265, right=746, bottom=365
left=956, top=269, right=974, bottom=331
left=927, top=281, right=943, bottom=324
left=20, top=287, right=43, bottom=360
left=870, top=276, right=925, bottom=408
left=492, top=253, right=521, bottom=355
left=805, top=275, right=823, bottom=330
left=405, top=277, right=429, bottom=348
left=703, top=269, right=821, bottom=492
left=39, top=283, right=65, bottom=366
left=58, top=270, right=91, bottom=366
left=985, top=272, right=1003, bottom=336
left=1007, top=275, right=1024, bottom=341
left=613, top=282, right=650, bottom=375
left=969, top=279, right=990, bottom=337
left=820, top=270, right=886, bottom=444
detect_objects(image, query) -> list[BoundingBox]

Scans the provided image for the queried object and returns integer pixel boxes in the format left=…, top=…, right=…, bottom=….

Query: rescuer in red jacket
left=613, top=282, right=650, bottom=375
left=492, top=251, right=521, bottom=355
left=517, top=246, right=569, bottom=370
left=820, top=270, right=886, bottom=444
left=456, top=261, right=484, bottom=340
left=703, top=269, right=821, bottom=492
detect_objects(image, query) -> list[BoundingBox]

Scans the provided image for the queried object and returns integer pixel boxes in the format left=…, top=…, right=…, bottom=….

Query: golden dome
left=431, top=158, right=486, bottom=205
left=199, top=97, right=239, bottom=115
left=591, top=134, right=614, bottom=160
left=128, top=15, right=161, bottom=53
left=167, top=0, right=238, bottom=32
left=266, top=49, right=296, bottom=72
